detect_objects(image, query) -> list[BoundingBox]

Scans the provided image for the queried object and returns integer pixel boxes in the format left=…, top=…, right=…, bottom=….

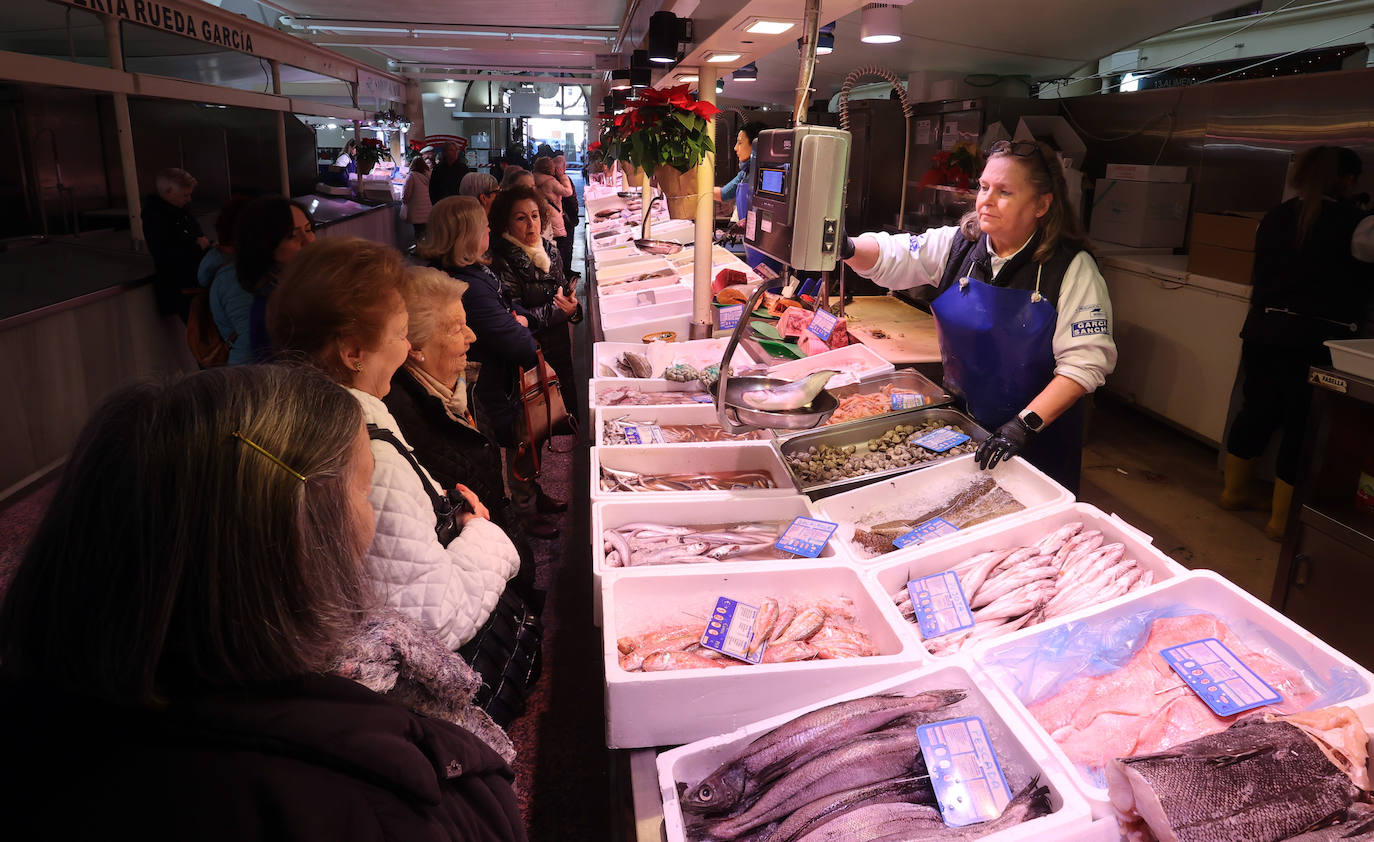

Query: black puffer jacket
left=489, top=235, right=580, bottom=331
left=0, top=674, right=527, bottom=842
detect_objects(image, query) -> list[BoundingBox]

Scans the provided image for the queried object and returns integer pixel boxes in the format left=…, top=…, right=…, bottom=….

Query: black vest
left=938, top=231, right=1080, bottom=310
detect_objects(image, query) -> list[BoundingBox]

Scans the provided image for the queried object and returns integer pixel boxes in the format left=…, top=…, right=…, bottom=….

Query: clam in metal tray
left=777, top=407, right=989, bottom=498
left=713, top=376, right=839, bottom=432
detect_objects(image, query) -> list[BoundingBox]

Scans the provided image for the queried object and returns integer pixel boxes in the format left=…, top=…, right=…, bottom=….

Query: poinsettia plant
left=599, top=84, right=720, bottom=177
left=355, top=136, right=393, bottom=176
left=918, top=142, right=982, bottom=191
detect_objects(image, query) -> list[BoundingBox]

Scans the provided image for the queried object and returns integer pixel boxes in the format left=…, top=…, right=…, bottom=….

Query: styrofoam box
left=598, top=282, right=692, bottom=313
left=590, top=495, right=841, bottom=625
left=592, top=338, right=756, bottom=380
left=589, top=244, right=639, bottom=264
left=813, top=454, right=1074, bottom=564
left=596, top=250, right=669, bottom=269
left=603, top=565, right=920, bottom=747
left=646, top=219, right=695, bottom=244
left=656, top=659, right=1093, bottom=842
left=596, top=274, right=686, bottom=301
left=766, top=343, right=896, bottom=389
left=868, top=502, right=1190, bottom=659
left=591, top=230, right=638, bottom=251
left=594, top=257, right=676, bottom=284
left=602, top=305, right=694, bottom=343
left=592, top=442, right=795, bottom=501
left=975, top=570, right=1374, bottom=818
left=1326, top=338, right=1374, bottom=380
left=593, top=404, right=770, bottom=446
left=590, top=378, right=710, bottom=408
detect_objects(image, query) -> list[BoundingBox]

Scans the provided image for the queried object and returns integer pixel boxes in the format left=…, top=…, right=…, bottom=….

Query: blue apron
left=931, top=275, right=1085, bottom=494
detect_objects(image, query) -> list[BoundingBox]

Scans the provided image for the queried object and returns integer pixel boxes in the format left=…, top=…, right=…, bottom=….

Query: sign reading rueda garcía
left=52, top=0, right=257, bottom=54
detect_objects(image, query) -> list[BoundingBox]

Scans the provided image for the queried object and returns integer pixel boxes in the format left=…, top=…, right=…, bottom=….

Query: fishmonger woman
left=842, top=140, right=1117, bottom=493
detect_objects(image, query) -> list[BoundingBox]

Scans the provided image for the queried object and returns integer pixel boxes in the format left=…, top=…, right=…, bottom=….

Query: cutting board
left=843, top=295, right=942, bottom=363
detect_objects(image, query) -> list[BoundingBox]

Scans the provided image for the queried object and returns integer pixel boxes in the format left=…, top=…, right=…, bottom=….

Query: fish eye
left=697, top=785, right=712, bottom=801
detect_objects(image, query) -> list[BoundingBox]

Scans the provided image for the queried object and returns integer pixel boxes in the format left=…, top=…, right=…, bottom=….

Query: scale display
left=744, top=126, right=851, bottom=272
left=758, top=166, right=787, bottom=197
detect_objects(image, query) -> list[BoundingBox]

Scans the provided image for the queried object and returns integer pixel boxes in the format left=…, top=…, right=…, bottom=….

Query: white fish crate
left=656, top=658, right=1093, bottom=842
left=592, top=338, right=756, bottom=381
left=974, top=569, right=1374, bottom=818
left=812, top=454, right=1074, bottom=565
left=590, top=495, right=845, bottom=625
left=591, top=442, right=795, bottom=502
left=598, top=282, right=693, bottom=313
left=590, top=378, right=711, bottom=408
left=602, top=306, right=695, bottom=343
left=593, top=405, right=770, bottom=447
left=603, top=564, right=921, bottom=748
left=766, top=343, right=896, bottom=389
left=868, top=502, right=1189, bottom=660
left=593, top=256, right=676, bottom=285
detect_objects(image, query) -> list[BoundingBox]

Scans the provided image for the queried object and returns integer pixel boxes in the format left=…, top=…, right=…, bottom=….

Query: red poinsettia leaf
left=689, top=100, right=720, bottom=121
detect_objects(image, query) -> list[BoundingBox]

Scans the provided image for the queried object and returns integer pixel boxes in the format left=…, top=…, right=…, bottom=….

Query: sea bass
left=740, top=370, right=839, bottom=411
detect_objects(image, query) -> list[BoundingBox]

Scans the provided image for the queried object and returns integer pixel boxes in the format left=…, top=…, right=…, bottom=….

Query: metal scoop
left=633, top=192, right=684, bottom=255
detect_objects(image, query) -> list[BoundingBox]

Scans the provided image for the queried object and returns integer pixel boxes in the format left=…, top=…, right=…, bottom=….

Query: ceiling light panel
left=705, top=52, right=742, bottom=63
left=743, top=19, right=795, bottom=35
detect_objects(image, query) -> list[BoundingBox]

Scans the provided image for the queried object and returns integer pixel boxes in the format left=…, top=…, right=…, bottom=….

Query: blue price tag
left=918, top=717, right=1013, bottom=828
left=700, top=596, right=764, bottom=664
left=807, top=309, right=839, bottom=341
left=774, top=516, right=838, bottom=557
left=911, top=427, right=971, bottom=453
left=618, top=423, right=664, bottom=445
left=908, top=571, right=975, bottom=639
left=717, top=303, right=745, bottom=331
left=1159, top=638, right=1283, bottom=716
left=691, top=393, right=716, bottom=403
left=890, top=392, right=928, bottom=410
left=893, top=517, right=960, bottom=548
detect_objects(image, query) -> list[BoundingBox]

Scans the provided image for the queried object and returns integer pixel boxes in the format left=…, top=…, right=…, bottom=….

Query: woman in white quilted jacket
left=267, top=236, right=521, bottom=652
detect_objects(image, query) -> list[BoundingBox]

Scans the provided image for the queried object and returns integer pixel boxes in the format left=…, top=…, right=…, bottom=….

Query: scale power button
left=822, top=218, right=837, bottom=253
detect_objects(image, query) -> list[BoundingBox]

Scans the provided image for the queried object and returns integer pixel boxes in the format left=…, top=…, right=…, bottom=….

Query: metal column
left=103, top=16, right=143, bottom=247
left=688, top=65, right=718, bottom=339
left=271, top=60, right=289, bottom=196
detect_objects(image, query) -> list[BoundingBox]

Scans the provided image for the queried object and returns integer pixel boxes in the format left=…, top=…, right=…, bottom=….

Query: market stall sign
left=54, top=0, right=258, bottom=54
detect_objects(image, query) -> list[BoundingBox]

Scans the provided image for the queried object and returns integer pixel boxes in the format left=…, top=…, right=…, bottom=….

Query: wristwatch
left=1017, top=410, right=1045, bottom=432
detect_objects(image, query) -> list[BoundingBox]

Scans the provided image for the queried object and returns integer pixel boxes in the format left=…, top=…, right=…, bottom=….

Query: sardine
left=740, top=370, right=840, bottom=411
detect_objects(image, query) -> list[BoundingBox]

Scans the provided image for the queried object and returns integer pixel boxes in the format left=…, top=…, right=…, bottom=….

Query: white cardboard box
left=1090, top=180, right=1192, bottom=248
left=590, top=495, right=841, bottom=624
left=867, top=501, right=1189, bottom=659
left=1104, top=163, right=1188, bottom=183
left=975, top=570, right=1374, bottom=818
left=592, top=442, right=794, bottom=501
left=812, top=454, right=1074, bottom=564
left=603, top=564, right=920, bottom=747
left=656, top=659, right=1093, bottom=842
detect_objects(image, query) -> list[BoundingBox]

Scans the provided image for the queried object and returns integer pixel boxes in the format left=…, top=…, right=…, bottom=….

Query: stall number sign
left=912, top=428, right=971, bottom=452
left=908, top=571, right=975, bottom=639
left=1160, top=638, right=1282, bottom=716
left=918, top=717, right=1013, bottom=827
left=716, top=304, right=745, bottom=331
left=774, top=516, right=837, bottom=557
left=807, top=310, right=839, bottom=342
left=700, top=597, right=764, bottom=664
left=894, top=518, right=960, bottom=548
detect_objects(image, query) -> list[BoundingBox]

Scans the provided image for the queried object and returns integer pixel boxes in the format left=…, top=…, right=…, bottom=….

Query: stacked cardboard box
left=1188, top=212, right=1265, bottom=284
left=1089, top=163, right=1192, bottom=248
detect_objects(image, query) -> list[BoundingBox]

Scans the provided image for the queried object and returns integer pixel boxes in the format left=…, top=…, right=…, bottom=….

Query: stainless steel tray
left=775, top=407, right=988, bottom=498
left=773, top=369, right=953, bottom=441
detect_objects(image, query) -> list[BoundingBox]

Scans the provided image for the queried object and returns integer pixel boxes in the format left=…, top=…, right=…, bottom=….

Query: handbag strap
left=367, top=424, right=456, bottom=522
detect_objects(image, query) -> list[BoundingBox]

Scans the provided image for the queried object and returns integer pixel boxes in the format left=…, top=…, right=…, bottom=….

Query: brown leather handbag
left=516, top=350, right=575, bottom=476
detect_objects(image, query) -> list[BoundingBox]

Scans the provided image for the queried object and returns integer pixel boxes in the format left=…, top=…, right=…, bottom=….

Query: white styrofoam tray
left=596, top=275, right=686, bottom=302
left=592, top=442, right=795, bottom=501
left=595, top=257, right=676, bottom=284
left=1326, top=338, right=1374, bottom=380
left=766, top=342, right=896, bottom=388
left=813, top=454, right=1075, bottom=564
left=590, top=378, right=711, bottom=408
left=590, top=495, right=841, bottom=625
left=593, top=404, right=771, bottom=446
left=657, top=659, right=1093, bottom=842
left=868, top=501, right=1190, bottom=659
left=975, top=569, right=1374, bottom=818
left=597, top=282, right=693, bottom=313
left=592, top=338, right=756, bottom=380
left=603, top=564, right=920, bottom=747
left=602, top=310, right=695, bottom=343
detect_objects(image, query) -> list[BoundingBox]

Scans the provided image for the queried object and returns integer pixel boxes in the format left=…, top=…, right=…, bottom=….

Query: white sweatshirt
left=854, top=227, right=1118, bottom=393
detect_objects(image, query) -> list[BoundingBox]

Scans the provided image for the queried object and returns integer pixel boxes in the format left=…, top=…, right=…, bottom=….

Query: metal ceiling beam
left=412, top=72, right=596, bottom=83
left=285, top=20, right=617, bottom=41
left=302, top=34, right=604, bottom=55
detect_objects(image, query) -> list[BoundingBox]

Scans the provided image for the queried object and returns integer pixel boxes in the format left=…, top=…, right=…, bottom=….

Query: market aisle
left=1080, top=394, right=1279, bottom=599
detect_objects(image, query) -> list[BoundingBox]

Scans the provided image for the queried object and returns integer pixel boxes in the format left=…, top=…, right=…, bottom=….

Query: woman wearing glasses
left=842, top=140, right=1116, bottom=493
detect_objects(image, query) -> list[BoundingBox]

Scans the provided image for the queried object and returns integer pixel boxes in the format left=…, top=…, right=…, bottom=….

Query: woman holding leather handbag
left=489, top=185, right=583, bottom=439
left=420, top=196, right=562, bottom=537
left=269, top=237, right=540, bottom=727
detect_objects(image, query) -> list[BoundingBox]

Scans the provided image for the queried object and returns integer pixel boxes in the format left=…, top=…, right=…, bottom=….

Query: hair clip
left=231, top=431, right=307, bottom=482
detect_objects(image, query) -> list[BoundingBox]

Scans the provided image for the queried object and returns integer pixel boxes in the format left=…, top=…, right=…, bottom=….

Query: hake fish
left=740, top=371, right=840, bottom=411
left=788, top=777, right=1050, bottom=842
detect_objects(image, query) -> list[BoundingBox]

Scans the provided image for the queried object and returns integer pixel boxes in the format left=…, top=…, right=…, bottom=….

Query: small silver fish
left=741, top=371, right=840, bottom=411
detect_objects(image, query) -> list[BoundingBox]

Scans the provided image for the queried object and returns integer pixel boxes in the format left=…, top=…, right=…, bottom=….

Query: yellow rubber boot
left=1219, top=454, right=1257, bottom=510
left=1266, top=480, right=1294, bottom=542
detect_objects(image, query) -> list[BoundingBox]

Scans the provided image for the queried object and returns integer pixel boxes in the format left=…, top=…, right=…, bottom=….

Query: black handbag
left=366, top=423, right=542, bottom=726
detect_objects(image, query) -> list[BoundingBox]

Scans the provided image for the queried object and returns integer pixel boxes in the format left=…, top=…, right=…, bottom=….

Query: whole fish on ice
left=741, top=371, right=839, bottom=411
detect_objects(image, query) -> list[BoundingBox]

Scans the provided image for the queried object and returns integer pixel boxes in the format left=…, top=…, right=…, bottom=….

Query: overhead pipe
left=838, top=66, right=915, bottom=229
left=793, top=0, right=821, bottom=125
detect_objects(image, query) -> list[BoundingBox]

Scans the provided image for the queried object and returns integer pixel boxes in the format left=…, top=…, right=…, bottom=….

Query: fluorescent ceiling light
left=705, top=52, right=741, bottom=63
left=860, top=4, right=902, bottom=44
left=744, top=20, right=795, bottom=35
left=676, top=72, right=699, bottom=83
left=305, top=24, right=408, bottom=32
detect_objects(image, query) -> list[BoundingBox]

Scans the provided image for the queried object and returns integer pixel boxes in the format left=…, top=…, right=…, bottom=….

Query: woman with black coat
left=488, top=184, right=583, bottom=421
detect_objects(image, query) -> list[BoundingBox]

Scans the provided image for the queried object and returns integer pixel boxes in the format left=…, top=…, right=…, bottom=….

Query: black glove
left=839, top=235, right=856, bottom=260
left=975, top=416, right=1036, bottom=471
